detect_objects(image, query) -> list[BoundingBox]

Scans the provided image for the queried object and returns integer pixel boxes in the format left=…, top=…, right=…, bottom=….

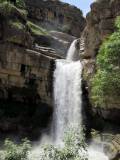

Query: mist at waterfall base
left=28, top=40, right=108, bottom=160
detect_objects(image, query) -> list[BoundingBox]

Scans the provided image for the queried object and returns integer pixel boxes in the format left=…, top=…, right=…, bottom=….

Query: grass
left=27, top=21, right=49, bottom=36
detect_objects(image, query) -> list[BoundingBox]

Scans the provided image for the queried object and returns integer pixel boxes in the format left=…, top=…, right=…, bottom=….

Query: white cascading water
left=28, top=40, right=108, bottom=160
left=53, top=39, right=108, bottom=159
left=67, top=39, right=80, bottom=61
left=52, top=40, right=82, bottom=144
left=53, top=60, right=82, bottom=144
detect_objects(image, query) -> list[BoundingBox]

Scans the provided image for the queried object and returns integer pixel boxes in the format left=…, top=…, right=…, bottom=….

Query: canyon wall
left=82, top=0, right=120, bottom=124
left=0, top=0, right=85, bottom=139
left=84, top=0, right=120, bottom=58
left=0, top=3, right=57, bottom=138
left=25, top=0, right=85, bottom=37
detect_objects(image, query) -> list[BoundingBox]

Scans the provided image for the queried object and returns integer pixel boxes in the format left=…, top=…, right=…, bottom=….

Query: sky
left=61, top=0, right=94, bottom=16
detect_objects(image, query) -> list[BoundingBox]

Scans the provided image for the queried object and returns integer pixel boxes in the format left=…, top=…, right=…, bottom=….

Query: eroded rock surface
left=25, top=0, right=86, bottom=37
left=81, top=0, right=120, bottom=124
left=0, top=2, right=60, bottom=139
left=83, top=0, right=120, bottom=58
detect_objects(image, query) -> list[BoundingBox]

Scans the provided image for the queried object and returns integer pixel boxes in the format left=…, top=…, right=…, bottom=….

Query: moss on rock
left=0, top=2, right=27, bottom=20
left=27, top=21, right=48, bottom=36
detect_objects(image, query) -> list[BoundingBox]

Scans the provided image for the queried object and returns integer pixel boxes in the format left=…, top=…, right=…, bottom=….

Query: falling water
left=28, top=40, right=108, bottom=160
left=52, top=39, right=82, bottom=144
left=53, top=60, right=82, bottom=144
left=53, top=39, right=108, bottom=159
left=66, top=39, right=80, bottom=61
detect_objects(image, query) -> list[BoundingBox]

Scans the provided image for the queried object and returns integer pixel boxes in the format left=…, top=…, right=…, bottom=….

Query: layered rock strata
left=25, top=0, right=86, bottom=37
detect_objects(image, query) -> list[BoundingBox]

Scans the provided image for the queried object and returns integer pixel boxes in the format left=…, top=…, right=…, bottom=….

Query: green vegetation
left=27, top=21, right=48, bottom=36
left=9, top=20, right=24, bottom=30
left=0, top=1, right=13, bottom=16
left=91, top=16, right=120, bottom=108
left=0, top=139, right=31, bottom=160
left=0, top=127, right=87, bottom=160
left=0, top=1, right=27, bottom=19
left=41, top=127, right=87, bottom=160
left=16, top=0, right=26, bottom=9
left=0, top=0, right=25, bottom=9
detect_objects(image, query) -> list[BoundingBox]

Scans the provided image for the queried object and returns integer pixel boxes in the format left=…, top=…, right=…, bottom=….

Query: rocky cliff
left=0, top=0, right=86, bottom=139
left=0, top=2, right=59, bottom=139
left=84, top=0, right=120, bottom=58
left=25, top=0, right=85, bottom=57
left=81, top=0, right=120, bottom=125
left=25, top=0, right=85, bottom=37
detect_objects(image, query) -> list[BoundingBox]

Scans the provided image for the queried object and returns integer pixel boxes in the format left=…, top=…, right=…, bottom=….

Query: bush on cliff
left=91, top=16, right=120, bottom=108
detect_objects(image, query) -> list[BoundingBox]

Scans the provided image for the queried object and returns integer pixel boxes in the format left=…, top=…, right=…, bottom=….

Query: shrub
left=91, top=16, right=120, bottom=107
left=41, top=127, right=87, bottom=160
left=1, top=127, right=87, bottom=160
left=0, top=139, right=31, bottom=160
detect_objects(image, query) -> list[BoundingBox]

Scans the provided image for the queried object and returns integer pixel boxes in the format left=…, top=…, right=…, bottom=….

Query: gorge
left=0, top=0, right=120, bottom=159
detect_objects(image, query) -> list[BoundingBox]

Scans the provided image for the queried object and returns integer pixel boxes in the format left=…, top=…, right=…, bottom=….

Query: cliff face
left=82, top=0, right=120, bottom=124
left=0, top=2, right=59, bottom=138
left=84, top=0, right=120, bottom=58
left=25, top=0, right=86, bottom=57
left=0, top=0, right=86, bottom=139
left=25, top=0, right=85, bottom=37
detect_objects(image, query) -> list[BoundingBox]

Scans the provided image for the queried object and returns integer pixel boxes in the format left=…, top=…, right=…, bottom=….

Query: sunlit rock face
left=82, top=0, right=120, bottom=85
left=0, top=1, right=60, bottom=109
left=81, top=0, right=120, bottom=125
left=25, top=0, right=86, bottom=37
left=0, top=3, right=61, bottom=139
left=83, top=0, right=120, bottom=58
left=25, top=0, right=86, bottom=57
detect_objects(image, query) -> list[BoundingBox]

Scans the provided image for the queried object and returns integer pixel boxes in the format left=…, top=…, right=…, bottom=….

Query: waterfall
left=53, top=60, right=82, bottom=144
left=28, top=39, right=108, bottom=160
left=51, top=39, right=82, bottom=144
left=66, top=39, right=80, bottom=61
left=52, top=39, right=108, bottom=159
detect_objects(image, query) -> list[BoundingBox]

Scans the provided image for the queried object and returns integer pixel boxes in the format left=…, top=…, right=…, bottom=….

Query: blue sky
left=61, top=0, right=94, bottom=16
